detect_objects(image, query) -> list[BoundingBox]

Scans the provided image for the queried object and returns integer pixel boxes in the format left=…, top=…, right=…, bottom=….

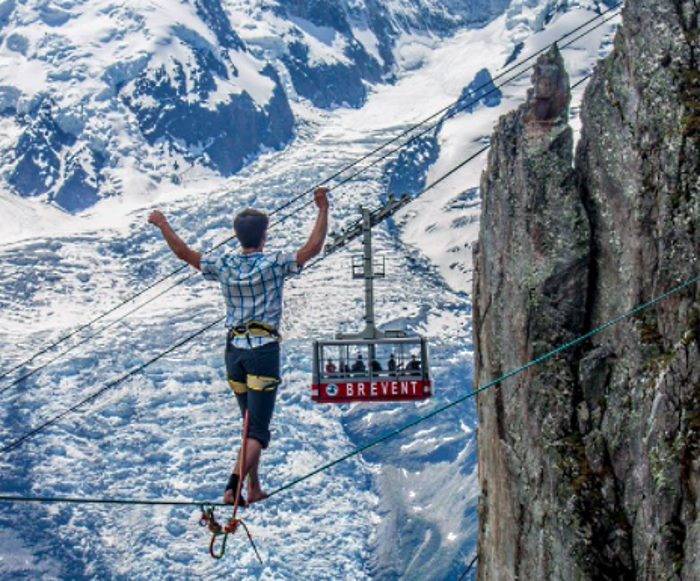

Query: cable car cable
left=0, top=4, right=620, bottom=391
left=457, top=554, right=478, bottom=581
left=0, top=142, right=489, bottom=455
left=0, top=40, right=600, bottom=398
left=0, top=318, right=222, bottom=455
left=257, top=1, right=620, bottom=218
left=285, top=7, right=621, bottom=202
left=210, top=10, right=619, bottom=241
left=0, top=207, right=329, bottom=398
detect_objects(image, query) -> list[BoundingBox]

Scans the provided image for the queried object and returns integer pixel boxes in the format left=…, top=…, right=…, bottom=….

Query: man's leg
left=242, top=342, right=280, bottom=502
left=223, top=436, right=263, bottom=505
left=240, top=438, right=266, bottom=503
left=222, top=388, right=250, bottom=506
left=224, top=343, right=250, bottom=506
left=240, top=387, right=277, bottom=503
left=223, top=388, right=277, bottom=505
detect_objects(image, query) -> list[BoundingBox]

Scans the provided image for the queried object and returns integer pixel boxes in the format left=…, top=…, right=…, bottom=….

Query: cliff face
left=474, top=0, right=700, bottom=579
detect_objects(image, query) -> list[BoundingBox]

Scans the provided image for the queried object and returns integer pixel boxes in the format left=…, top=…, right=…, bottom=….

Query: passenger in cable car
left=371, top=358, right=383, bottom=372
left=352, top=354, right=366, bottom=373
left=325, top=359, right=337, bottom=374
left=388, top=353, right=397, bottom=373
left=406, top=354, right=421, bottom=374
left=339, top=361, right=350, bottom=373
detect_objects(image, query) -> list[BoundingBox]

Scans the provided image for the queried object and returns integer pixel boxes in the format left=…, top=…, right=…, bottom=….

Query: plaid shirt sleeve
left=200, top=255, right=220, bottom=281
left=275, top=252, right=302, bottom=278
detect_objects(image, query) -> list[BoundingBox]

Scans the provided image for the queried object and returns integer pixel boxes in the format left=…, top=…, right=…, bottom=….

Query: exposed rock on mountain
left=474, top=0, right=699, bottom=578
left=474, top=45, right=593, bottom=579
left=1, top=0, right=296, bottom=212
left=0, top=0, right=517, bottom=213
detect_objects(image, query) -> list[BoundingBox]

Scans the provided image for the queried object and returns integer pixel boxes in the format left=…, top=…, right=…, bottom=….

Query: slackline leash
left=199, top=411, right=264, bottom=563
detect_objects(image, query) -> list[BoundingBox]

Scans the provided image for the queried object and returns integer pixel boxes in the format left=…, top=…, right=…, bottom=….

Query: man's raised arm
left=296, top=187, right=330, bottom=267
left=148, top=210, right=202, bottom=271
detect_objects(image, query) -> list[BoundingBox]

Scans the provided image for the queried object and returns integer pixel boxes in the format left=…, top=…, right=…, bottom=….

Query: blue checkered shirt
left=200, top=251, right=302, bottom=349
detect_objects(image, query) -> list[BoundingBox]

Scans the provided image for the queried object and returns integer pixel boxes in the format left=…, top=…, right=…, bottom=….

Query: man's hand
left=314, top=187, right=329, bottom=210
left=297, top=188, right=330, bottom=267
left=148, top=209, right=202, bottom=270
left=148, top=210, right=168, bottom=229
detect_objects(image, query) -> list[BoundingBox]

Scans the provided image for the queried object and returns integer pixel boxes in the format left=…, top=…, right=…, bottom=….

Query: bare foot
left=247, top=485, right=269, bottom=504
left=223, top=488, right=247, bottom=507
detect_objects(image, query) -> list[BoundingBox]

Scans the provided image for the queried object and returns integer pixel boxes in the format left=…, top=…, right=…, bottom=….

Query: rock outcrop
left=473, top=0, right=700, bottom=579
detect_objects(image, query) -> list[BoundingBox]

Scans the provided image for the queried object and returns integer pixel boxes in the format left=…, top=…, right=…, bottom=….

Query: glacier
left=0, top=0, right=620, bottom=579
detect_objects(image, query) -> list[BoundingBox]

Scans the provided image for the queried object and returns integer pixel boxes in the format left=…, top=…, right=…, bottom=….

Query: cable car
left=312, top=203, right=432, bottom=404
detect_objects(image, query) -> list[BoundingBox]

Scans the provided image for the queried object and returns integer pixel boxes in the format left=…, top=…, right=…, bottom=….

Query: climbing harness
left=198, top=411, right=264, bottom=563
left=228, top=321, right=281, bottom=342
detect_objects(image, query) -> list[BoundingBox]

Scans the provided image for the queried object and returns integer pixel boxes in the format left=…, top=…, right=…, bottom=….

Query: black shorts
left=225, top=341, right=280, bottom=449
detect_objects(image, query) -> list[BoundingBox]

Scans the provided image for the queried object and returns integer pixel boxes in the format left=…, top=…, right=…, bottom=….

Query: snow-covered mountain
left=0, top=0, right=620, bottom=579
left=0, top=0, right=513, bottom=214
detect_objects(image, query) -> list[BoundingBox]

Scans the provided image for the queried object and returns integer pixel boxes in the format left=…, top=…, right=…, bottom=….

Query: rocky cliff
left=473, top=0, right=700, bottom=578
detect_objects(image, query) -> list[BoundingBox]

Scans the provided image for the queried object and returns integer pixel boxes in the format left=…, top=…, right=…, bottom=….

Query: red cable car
left=312, top=204, right=432, bottom=404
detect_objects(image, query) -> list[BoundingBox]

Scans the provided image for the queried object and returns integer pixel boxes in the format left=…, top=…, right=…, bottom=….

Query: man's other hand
left=297, top=187, right=330, bottom=267
left=314, top=187, right=329, bottom=210
left=148, top=210, right=168, bottom=229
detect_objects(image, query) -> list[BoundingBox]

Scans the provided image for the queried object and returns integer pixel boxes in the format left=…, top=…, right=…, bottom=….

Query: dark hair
left=234, top=208, right=269, bottom=249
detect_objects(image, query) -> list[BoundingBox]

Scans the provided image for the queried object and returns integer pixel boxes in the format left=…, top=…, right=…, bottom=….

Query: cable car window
left=373, top=343, right=395, bottom=378
left=320, top=344, right=343, bottom=378
left=406, top=349, right=422, bottom=376
left=349, top=344, right=370, bottom=377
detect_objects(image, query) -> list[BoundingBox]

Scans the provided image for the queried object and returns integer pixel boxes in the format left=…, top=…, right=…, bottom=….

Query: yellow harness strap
left=228, top=321, right=280, bottom=340
left=228, top=380, right=248, bottom=395
left=247, top=375, right=279, bottom=392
